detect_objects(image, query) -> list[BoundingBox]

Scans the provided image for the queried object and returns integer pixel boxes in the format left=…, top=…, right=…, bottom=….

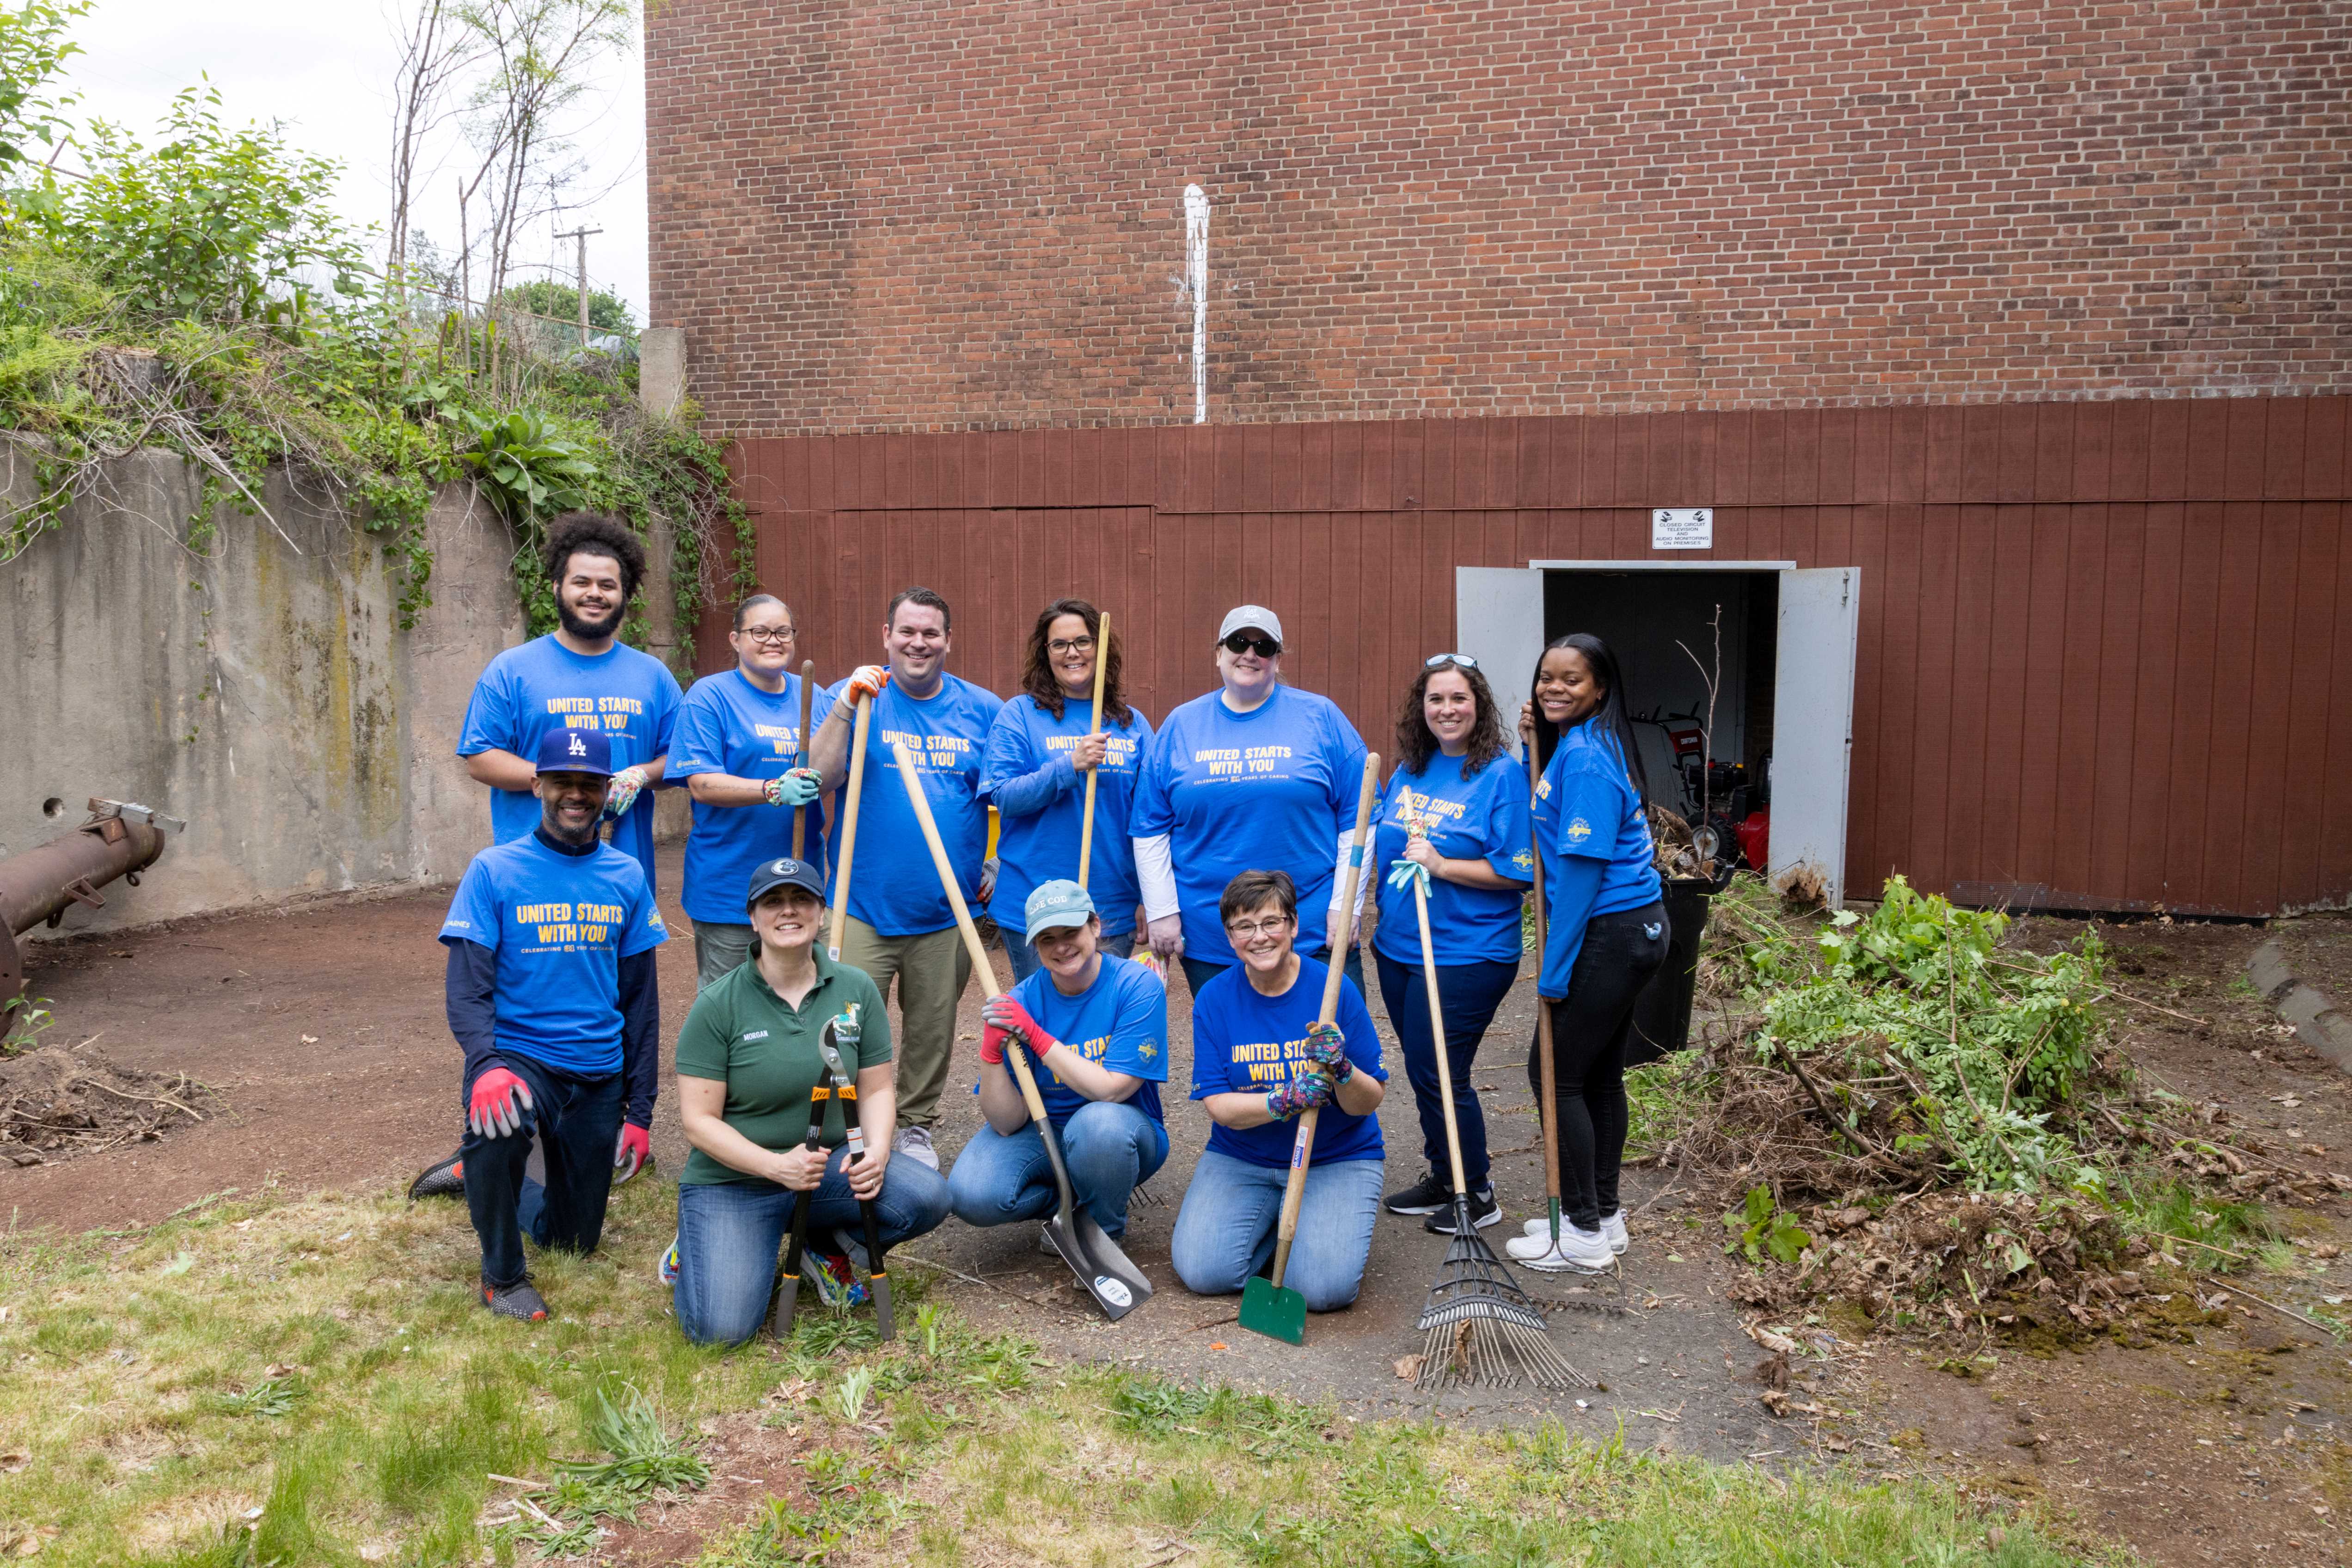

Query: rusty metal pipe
left=1, top=799, right=177, bottom=1018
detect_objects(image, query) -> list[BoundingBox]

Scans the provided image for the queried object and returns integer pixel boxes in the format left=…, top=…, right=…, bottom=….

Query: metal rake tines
left=1413, top=1231, right=1588, bottom=1391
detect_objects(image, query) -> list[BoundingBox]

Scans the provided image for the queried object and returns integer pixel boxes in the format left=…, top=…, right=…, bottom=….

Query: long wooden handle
left=1413, top=876, right=1469, bottom=1196
left=1527, top=739, right=1564, bottom=1217
left=826, top=692, right=873, bottom=961
left=792, top=660, right=816, bottom=861
left=889, top=744, right=1054, bottom=1128
left=1077, top=612, right=1110, bottom=889
left=1268, top=750, right=1382, bottom=1289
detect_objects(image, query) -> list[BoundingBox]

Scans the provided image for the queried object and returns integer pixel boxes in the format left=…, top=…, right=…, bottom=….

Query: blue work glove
left=764, top=767, right=822, bottom=808
left=1385, top=857, right=1432, bottom=898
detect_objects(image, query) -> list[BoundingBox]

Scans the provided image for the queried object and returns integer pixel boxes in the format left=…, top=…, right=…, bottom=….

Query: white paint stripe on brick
left=1184, top=184, right=1209, bottom=425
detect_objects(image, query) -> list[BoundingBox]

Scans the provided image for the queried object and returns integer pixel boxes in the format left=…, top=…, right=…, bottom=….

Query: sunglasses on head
left=1221, top=632, right=1281, bottom=658
left=1424, top=653, right=1479, bottom=669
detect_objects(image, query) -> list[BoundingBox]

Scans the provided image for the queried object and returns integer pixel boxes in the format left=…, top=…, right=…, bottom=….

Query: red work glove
left=979, top=1016, right=1009, bottom=1066
left=981, top=994, right=1055, bottom=1059
left=845, top=664, right=890, bottom=703
left=614, top=1122, right=651, bottom=1181
left=466, top=1067, right=533, bottom=1139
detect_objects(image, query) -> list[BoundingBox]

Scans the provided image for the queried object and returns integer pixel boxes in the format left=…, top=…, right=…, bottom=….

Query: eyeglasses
left=1221, top=633, right=1281, bottom=658
left=1425, top=653, right=1479, bottom=669
left=740, top=626, right=796, bottom=644
left=1047, top=636, right=1096, bottom=655
left=1224, top=915, right=1293, bottom=938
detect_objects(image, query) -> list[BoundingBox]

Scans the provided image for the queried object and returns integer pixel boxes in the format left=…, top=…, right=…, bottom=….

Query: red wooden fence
left=702, top=401, right=2352, bottom=916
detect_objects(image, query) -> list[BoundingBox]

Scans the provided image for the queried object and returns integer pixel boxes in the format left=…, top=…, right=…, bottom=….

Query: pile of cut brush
left=1642, top=876, right=2346, bottom=1340
left=0, top=1043, right=218, bottom=1167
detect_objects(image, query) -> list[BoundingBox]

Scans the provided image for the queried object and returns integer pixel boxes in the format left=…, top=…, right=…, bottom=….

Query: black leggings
left=1526, top=901, right=1670, bottom=1230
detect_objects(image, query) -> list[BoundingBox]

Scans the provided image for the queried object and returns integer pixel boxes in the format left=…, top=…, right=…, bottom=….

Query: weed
left=1723, top=1183, right=1813, bottom=1265
left=207, top=1377, right=301, bottom=1419
left=833, top=1365, right=874, bottom=1424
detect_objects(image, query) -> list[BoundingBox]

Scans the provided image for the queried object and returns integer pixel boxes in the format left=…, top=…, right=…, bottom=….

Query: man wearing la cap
left=434, top=726, right=669, bottom=1322
left=946, top=880, right=1170, bottom=1247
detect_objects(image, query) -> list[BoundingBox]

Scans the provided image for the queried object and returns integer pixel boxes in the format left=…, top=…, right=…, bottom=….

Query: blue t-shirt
left=1371, top=752, right=1536, bottom=968
left=456, top=636, right=684, bottom=889
left=1130, top=686, right=1370, bottom=965
left=671, top=668, right=835, bottom=925
left=1534, top=725, right=1663, bottom=996
left=822, top=673, right=1003, bottom=937
left=980, top=694, right=1154, bottom=935
left=1188, top=956, right=1387, bottom=1168
left=996, top=953, right=1169, bottom=1131
left=437, top=833, right=670, bottom=1078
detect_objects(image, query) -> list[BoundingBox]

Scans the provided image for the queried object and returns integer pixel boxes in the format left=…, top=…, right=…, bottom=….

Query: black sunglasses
left=1221, top=632, right=1281, bottom=658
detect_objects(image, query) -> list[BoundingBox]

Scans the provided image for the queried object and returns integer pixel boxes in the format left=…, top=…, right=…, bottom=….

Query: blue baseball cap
left=534, top=726, right=614, bottom=776
left=1023, top=879, right=1097, bottom=941
left=745, top=856, right=826, bottom=911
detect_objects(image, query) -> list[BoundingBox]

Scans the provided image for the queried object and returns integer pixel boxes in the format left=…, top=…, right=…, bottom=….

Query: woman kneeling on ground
left=665, top=855, right=950, bottom=1345
left=1171, top=870, right=1388, bottom=1312
left=947, top=879, right=1170, bottom=1245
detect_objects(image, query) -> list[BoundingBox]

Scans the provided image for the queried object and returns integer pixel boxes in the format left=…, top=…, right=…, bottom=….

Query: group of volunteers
left=413, top=510, right=1671, bottom=1339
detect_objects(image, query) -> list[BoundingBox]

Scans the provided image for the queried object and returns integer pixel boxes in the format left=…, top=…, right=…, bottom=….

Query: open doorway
left=1455, top=560, right=1859, bottom=906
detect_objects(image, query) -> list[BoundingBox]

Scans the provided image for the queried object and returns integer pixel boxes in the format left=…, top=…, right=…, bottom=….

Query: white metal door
left=1770, top=566, right=1862, bottom=907
left=1452, top=567, right=1546, bottom=759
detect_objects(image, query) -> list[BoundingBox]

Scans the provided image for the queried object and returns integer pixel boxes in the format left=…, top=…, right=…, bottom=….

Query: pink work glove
left=981, top=994, right=1055, bottom=1059
left=467, top=1068, right=533, bottom=1139
left=615, top=1122, right=651, bottom=1181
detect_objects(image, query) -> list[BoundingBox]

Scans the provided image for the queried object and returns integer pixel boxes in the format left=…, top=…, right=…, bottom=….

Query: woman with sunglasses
left=671, top=595, right=830, bottom=987
left=1505, top=633, right=1668, bottom=1274
left=1371, top=655, right=1533, bottom=1236
left=1132, top=605, right=1371, bottom=995
left=980, top=600, right=1155, bottom=980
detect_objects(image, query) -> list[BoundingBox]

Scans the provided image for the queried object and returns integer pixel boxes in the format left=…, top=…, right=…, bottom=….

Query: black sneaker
left=1383, top=1171, right=1455, bottom=1216
left=1423, top=1188, right=1502, bottom=1234
left=408, top=1152, right=464, bottom=1201
left=482, top=1279, right=548, bottom=1322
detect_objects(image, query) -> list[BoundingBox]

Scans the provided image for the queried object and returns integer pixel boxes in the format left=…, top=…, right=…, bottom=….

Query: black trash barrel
left=1624, top=871, right=1727, bottom=1067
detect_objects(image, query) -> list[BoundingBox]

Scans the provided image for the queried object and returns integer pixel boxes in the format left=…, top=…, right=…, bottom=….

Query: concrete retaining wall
left=1, top=451, right=527, bottom=938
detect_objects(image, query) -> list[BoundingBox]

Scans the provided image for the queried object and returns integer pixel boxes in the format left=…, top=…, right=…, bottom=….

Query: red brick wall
left=646, top=0, right=2352, bottom=437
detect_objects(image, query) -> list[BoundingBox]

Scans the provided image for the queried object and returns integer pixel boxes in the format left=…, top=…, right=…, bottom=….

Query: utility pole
left=553, top=225, right=604, bottom=348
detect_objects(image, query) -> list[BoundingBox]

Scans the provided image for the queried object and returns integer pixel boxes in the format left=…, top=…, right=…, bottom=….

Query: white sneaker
left=1505, top=1224, right=1615, bottom=1273
left=1522, top=1210, right=1629, bottom=1255
left=893, top=1126, right=939, bottom=1170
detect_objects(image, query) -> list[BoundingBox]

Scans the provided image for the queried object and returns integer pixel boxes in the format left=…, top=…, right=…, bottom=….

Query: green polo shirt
left=673, top=950, right=893, bottom=1186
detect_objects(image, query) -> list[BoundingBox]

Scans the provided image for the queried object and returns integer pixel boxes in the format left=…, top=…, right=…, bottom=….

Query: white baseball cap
left=1217, top=605, right=1284, bottom=645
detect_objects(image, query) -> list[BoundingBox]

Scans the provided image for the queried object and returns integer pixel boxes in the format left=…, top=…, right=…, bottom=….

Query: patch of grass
left=1625, top=1047, right=1712, bottom=1158
left=2113, top=1177, right=2281, bottom=1272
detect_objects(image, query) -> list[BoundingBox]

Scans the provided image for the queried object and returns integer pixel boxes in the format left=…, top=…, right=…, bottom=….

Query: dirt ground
left=10, top=861, right=2352, bottom=1564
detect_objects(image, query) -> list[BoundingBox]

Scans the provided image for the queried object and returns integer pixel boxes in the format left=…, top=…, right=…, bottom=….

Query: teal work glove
left=1385, top=856, right=1432, bottom=898
left=765, top=767, right=822, bottom=808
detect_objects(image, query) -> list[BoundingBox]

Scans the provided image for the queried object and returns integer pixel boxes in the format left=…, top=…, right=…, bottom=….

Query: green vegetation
left=0, top=1, right=741, bottom=658
left=495, top=279, right=633, bottom=335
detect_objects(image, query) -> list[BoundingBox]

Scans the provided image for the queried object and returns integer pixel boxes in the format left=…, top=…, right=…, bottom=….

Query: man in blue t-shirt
left=946, top=881, right=1170, bottom=1244
left=455, top=512, right=683, bottom=891
left=807, top=586, right=1003, bottom=1171
left=430, top=726, right=668, bottom=1322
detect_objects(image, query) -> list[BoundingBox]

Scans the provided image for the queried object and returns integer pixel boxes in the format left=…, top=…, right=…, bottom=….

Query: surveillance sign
left=1651, top=508, right=1713, bottom=550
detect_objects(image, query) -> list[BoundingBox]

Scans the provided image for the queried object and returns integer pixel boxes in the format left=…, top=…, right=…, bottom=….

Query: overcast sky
left=57, top=0, right=650, bottom=322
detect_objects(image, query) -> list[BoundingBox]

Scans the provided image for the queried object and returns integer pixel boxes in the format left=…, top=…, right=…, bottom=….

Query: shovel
left=1077, top=611, right=1109, bottom=889
left=889, top=742, right=1152, bottom=1321
left=1237, top=751, right=1382, bottom=1347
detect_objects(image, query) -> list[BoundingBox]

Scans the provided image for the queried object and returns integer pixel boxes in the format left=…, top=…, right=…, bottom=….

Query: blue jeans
left=461, top=1055, right=622, bottom=1291
left=1002, top=927, right=1135, bottom=985
left=673, top=1149, right=952, bottom=1347
left=946, top=1099, right=1168, bottom=1237
left=1170, top=1147, right=1384, bottom=1312
left=1373, top=949, right=1518, bottom=1191
left=1179, top=945, right=1364, bottom=999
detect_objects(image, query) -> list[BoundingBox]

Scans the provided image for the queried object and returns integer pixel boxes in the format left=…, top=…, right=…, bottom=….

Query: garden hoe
left=891, top=743, right=1152, bottom=1321
left=816, top=1019, right=894, bottom=1340
left=1395, top=832, right=1583, bottom=1390
left=825, top=687, right=875, bottom=962
left=1237, top=751, right=1381, bottom=1348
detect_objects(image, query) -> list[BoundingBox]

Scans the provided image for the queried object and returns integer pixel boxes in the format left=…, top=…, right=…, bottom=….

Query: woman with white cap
left=1131, top=604, right=1371, bottom=996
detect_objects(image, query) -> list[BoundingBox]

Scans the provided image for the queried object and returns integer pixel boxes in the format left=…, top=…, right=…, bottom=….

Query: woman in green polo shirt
left=665, top=855, right=951, bottom=1345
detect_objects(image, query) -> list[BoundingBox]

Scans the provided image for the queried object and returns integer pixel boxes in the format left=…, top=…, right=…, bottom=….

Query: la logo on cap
left=568, top=734, right=587, bottom=757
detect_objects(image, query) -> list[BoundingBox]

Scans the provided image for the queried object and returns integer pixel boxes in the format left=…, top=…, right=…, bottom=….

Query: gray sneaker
left=893, top=1125, right=938, bottom=1170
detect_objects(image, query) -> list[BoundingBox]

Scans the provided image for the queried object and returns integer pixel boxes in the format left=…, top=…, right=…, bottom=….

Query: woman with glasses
left=1170, top=870, right=1388, bottom=1311
left=671, top=595, right=831, bottom=986
left=980, top=600, right=1154, bottom=981
left=1371, top=655, right=1533, bottom=1237
left=1505, top=634, right=1668, bottom=1274
left=1132, top=605, right=1371, bottom=996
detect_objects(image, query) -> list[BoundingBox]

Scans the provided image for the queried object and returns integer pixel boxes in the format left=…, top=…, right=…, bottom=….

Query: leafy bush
left=496, top=279, right=634, bottom=334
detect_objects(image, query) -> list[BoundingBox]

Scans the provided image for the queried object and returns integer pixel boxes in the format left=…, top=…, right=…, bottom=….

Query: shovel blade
left=1045, top=1213, right=1149, bottom=1322
left=1238, top=1274, right=1306, bottom=1346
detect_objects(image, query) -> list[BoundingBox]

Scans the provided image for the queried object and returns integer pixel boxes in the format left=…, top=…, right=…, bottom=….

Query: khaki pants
left=692, top=921, right=757, bottom=990
left=836, top=915, right=971, bottom=1129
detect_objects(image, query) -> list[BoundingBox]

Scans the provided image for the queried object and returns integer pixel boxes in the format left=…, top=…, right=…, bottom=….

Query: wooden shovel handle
left=889, top=744, right=1054, bottom=1128
left=1413, top=876, right=1470, bottom=1197
left=792, top=660, right=815, bottom=861
left=1078, top=612, right=1109, bottom=889
left=1527, top=740, right=1562, bottom=1207
left=1268, top=750, right=1381, bottom=1289
left=826, top=692, right=873, bottom=961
